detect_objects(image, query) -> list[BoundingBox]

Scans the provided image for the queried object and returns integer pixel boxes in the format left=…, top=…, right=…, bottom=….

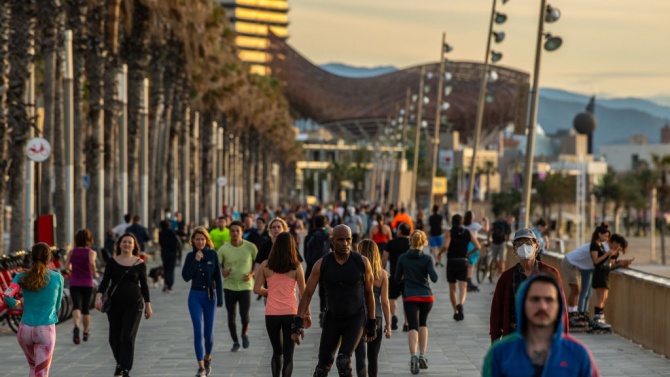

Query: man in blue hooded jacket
left=482, top=274, right=599, bottom=377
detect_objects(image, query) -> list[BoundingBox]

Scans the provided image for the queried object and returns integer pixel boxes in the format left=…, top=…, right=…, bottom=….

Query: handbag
left=101, top=259, right=140, bottom=313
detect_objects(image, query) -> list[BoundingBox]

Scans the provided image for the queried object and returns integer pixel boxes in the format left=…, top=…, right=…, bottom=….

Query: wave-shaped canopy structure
left=267, top=33, right=531, bottom=143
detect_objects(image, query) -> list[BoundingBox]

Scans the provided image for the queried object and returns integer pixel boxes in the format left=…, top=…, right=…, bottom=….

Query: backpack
left=305, top=229, right=330, bottom=266
left=491, top=221, right=506, bottom=244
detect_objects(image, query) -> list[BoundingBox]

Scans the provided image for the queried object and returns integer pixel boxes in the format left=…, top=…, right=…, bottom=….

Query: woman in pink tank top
left=254, top=232, right=309, bottom=377
left=65, top=229, right=99, bottom=344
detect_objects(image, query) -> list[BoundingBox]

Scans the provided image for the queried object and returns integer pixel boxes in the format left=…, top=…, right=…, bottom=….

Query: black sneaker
left=122, top=370, right=131, bottom=377
left=242, top=334, right=250, bottom=349
left=455, top=304, right=464, bottom=321
left=402, top=324, right=409, bottom=332
left=203, top=358, right=212, bottom=376
left=114, top=365, right=122, bottom=377
left=195, top=367, right=206, bottom=377
left=231, top=343, right=241, bottom=352
left=391, top=316, right=398, bottom=330
left=73, top=327, right=80, bottom=345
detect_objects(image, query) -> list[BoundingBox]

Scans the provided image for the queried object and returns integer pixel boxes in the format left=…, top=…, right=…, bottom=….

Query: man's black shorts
left=388, top=278, right=403, bottom=299
left=446, top=259, right=468, bottom=283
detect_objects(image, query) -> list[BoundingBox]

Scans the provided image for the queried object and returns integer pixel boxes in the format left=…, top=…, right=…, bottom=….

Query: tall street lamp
left=466, top=0, right=509, bottom=211
left=428, top=32, right=454, bottom=208
left=521, top=3, right=563, bottom=226
left=410, top=66, right=427, bottom=214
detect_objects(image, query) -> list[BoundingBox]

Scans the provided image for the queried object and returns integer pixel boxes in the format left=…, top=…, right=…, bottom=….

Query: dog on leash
left=148, top=266, right=165, bottom=289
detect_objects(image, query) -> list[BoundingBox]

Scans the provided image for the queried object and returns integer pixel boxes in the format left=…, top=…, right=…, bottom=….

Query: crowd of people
left=3, top=200, right=633, bottom=377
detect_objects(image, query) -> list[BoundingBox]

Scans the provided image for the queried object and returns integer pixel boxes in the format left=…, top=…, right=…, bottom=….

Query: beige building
left=219, top=0, right=289, bottom=75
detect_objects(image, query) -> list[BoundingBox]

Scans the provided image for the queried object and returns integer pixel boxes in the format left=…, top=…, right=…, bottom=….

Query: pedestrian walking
left=2, top=243, right=65, bottom=377
left=483, top=274, right=600, bottom=377
left=489, top=228, right=567, bottom=343
left=369, top=214, right=392, bottom=252
left=64, top=229, right=99, bottom=344
left=354, top=240, right=391, bottom=377
left=303, top=215, right=331, bottom=326
left=254, top=232, right=307, bottom=377
left=428, top=205, right=444, bottom=265
left=395, top=230, right=438, bottom=374
left=463, top=211, right=488, bottom=292
left=218, top=220, right=258, bottom=352
left=125, top=215, right=151, bottom=254
left=182, top=226, right=223, bottom=377
left=159, top=220, right=181, bottom=292
left=381, top=222, right=411, bottom=331
left=292, top=225, right=378, bottom=377
left=95, top=233, right=152, bottom=377
left=439, top=214, right=481, bottom=321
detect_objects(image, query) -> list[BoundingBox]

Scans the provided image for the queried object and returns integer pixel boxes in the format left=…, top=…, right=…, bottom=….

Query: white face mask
left=515, top=244, right=535, bottom=260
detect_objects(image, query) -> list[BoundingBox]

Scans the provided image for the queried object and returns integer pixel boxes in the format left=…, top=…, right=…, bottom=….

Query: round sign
left=217, top=176, right=227, bottom=187
left=254, top=183, right=262, bottom=192
left=26, top=138, right=52, bottom=163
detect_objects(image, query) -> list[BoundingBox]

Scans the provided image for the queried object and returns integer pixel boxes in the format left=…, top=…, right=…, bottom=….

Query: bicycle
left=475, top=242, right=501, bottom=284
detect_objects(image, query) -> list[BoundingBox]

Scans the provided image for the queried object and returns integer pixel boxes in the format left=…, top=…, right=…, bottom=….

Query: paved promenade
left=2, top=258, right=670, bottom=377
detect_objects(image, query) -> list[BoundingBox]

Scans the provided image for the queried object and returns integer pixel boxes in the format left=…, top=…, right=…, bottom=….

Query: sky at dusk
left=288, top=0, right=670, bottom=100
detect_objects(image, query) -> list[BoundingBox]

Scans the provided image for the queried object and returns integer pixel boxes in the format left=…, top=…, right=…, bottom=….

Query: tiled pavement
left=1, top=259, right=669, bottom=377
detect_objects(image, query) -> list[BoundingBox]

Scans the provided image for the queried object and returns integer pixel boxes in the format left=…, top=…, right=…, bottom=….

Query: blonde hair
left=358, top=240, right=382, bottom=280
left=268, top=218, right=289, bottom=240
left=410, top=230, right=428, bottom=250
left=190, top=226, right=214, bottom=249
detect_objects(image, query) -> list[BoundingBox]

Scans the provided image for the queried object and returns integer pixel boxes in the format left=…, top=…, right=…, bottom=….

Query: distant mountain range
left=319, top=63, right=670, bottom=151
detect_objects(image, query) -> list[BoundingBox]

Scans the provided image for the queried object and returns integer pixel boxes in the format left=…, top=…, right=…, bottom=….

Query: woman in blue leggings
left=182, top=227, right=223, bottom=377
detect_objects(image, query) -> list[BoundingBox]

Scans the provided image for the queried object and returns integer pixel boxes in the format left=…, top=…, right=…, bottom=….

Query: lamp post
left=410, top=66, right=427, bottom=215
left=428, top=33, right=453, bottom=208
left=466, top=0, right=509, bottom=211
left=521, top=3, right=562, bottom=226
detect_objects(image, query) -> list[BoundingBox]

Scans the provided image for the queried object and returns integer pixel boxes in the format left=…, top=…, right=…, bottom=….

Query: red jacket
left=489, top=261, right=569, bottom=342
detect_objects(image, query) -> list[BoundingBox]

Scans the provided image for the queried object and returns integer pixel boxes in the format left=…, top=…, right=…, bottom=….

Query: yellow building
left=218, top=0, right=289, bottom=75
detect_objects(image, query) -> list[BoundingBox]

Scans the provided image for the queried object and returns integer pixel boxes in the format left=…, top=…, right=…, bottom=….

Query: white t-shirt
left=566, top=242, right=610, bottom=270
left=465, top=222, right=483, bottom=236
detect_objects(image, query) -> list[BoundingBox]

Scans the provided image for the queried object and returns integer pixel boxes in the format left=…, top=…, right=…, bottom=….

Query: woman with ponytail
left=2, top=243, right=65, bottom=377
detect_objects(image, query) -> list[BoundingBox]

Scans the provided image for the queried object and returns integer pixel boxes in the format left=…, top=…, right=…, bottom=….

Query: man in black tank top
left=292, top=225, right=377, bottom=377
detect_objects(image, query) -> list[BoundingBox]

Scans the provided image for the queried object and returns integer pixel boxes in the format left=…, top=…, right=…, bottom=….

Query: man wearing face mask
left=489, top=228, right=568, bottom=343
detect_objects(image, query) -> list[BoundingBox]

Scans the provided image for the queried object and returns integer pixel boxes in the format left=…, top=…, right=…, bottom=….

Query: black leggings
left=354, top=317, right=382, bottom=377
left=107, top=300, right=143, bottom=371
left=265, top=315, right=296, bottom=377
left=224, top=289, right=251, bottom=343
left=403, top=301, right=433, bottom=331
left=70, top=286, right=93, bottom=314
left=316, top=311, right=365, bottom=375
left=161, top=252, right=177, bottom=289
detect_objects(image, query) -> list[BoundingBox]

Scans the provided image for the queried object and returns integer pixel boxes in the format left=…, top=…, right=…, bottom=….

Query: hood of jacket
left=515, top=273, right=566, bottom=340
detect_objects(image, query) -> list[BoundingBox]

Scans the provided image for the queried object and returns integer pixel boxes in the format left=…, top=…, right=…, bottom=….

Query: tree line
left=0, top=0, right=300, bottom=254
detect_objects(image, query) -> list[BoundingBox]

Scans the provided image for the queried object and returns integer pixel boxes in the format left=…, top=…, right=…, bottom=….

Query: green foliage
left=492, top=189, right=521, bottom=218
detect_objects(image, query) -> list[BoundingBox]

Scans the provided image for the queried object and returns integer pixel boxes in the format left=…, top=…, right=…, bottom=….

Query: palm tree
left=483, top=160, right=496, bottom=201
left=37, top=0, right=63, bottom=216
left=592, top=167, right=621, bottom=220
left=7, top=0, right=37, bottom=252
left=0, top=4, right=11, bottom=255
left=65, top=0, right=89, bottom=230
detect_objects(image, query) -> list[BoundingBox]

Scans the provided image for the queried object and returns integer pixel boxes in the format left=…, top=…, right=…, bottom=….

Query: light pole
left=428, top=32, right=453, bottom=208
left=521, top=3, right=562, bottom=226
left=466, top=0, right=509, bottom=211
left=410, top=67, right=426, bottom=215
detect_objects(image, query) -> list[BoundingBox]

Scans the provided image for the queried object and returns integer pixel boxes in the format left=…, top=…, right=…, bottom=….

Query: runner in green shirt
left=210, top=216, right=231, bottom=251
left=218, top=220, right=258, bottom=351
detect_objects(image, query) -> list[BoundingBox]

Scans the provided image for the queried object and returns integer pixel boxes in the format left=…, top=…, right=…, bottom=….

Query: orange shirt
left=391, top=213, right=414, bottom=233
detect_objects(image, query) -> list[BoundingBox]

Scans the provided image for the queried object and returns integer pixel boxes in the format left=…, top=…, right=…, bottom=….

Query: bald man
left=292, top=225, right=377, bottom=377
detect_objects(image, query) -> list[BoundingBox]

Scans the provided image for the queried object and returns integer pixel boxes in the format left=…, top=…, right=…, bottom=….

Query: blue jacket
left=482, top=274, right=599, bottom=377
left=182, top=247, right=224, bottom=307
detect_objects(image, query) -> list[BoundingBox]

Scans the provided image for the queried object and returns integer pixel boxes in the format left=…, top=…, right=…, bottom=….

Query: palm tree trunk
left=85, top=0, right=106, bottom=245
left=53, top=16, right=66, bottom=248
left=104, top=0, right=121, bottom=231
left=7, top=0, right=36, bottom=252
left=0, top=4, right=11, bottom=255
left=66, top=0, right=89, bottom=231
left=149, top=51, right=166, bottom=226
left=124, top=1, right=151, bottom=214
left=38, top=0, right=61, bottom=216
